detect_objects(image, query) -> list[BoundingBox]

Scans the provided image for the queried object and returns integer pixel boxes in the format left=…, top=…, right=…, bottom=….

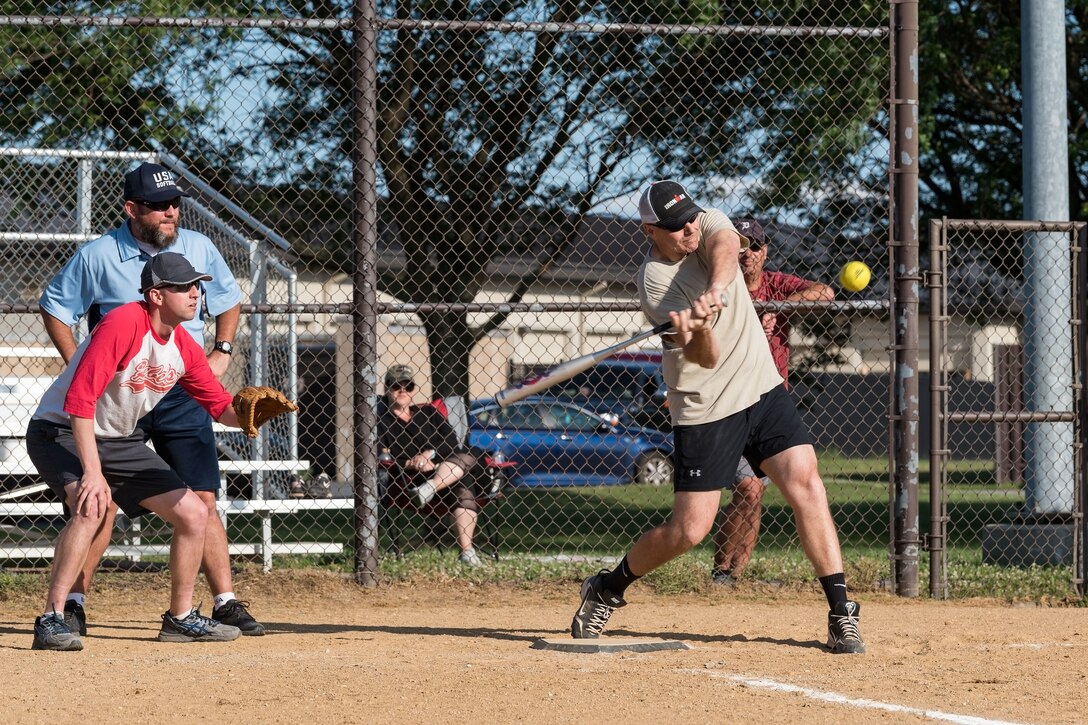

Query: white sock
left=171, top=608, right=193, bottom=620
left=418, top=481, right=437, bottom=503
left=66, top=593, right=86, bottom=607
left=214, top=593, right=236, bottom=610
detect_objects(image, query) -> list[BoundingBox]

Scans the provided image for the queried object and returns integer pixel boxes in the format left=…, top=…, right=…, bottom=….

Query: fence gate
left=929, top=219, right=1086, bottom=598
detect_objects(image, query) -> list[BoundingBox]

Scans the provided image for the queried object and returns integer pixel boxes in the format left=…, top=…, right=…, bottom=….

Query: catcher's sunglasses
left=159, top=281, right=200, bottom=293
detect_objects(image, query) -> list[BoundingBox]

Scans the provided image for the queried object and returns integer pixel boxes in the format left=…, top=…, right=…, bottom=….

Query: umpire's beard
left=130, top=217, right=178, bottom=250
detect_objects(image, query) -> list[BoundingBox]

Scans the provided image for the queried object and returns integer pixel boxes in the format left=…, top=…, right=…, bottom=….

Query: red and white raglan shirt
left=33, top=302, right=233, bottom=436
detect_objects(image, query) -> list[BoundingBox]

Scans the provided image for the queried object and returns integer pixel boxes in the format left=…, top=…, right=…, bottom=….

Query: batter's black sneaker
left=570, top=569, right=626, bottom=639
left=64, top=600, right=87, bottom=636
left=213, top=599, right=266, bottom=636
left=32, top=611, right=83, bottom=651
left=158, top=606, right=241, bottom=643
left=827, top=600, right=865, bottom=654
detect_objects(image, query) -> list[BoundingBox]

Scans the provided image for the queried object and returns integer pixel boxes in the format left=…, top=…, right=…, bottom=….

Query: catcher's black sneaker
left=213, top=599, right=266, bottom=636
left=827, top=600, right=865, bottom=654
left=64, top=599, right=87, bottom=636
left=570, top=569, right=626, bottom=639
left=158, top=606, right=241, bottom=643
left=32, top=612, right=83, bottom=651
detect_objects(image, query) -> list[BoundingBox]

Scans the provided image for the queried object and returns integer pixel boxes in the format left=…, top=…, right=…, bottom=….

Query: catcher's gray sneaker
left=711, top=568, right=736, bottom=587
left=32, top=611, right=83, bottom=651
left=570, top=569, right=626, bottom=639
left=158, top=606, right=241, bottom=643
left=827, top=600, right=865, bottom=654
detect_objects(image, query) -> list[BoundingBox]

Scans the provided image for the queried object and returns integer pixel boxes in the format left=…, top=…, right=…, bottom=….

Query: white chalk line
left=682, top=669, right=1031, bottom=725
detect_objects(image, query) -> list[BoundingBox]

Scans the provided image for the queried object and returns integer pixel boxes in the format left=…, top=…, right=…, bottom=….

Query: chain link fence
left=929, top=220, right=1086, bottom=597
left=0, top=5, right=901, bottom=586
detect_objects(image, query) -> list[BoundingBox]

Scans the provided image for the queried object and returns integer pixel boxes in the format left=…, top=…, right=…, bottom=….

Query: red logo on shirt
left=122, top=360, right=181, bottom=393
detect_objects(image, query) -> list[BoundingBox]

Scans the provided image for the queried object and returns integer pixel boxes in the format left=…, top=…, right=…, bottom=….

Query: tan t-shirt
left=636, top=208, right=783, bottom=426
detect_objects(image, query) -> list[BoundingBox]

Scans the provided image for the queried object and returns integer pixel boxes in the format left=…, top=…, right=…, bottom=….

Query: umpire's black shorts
left=26, top=419, right=190, bottom=518
left=672, top=384, right=815, bottom=493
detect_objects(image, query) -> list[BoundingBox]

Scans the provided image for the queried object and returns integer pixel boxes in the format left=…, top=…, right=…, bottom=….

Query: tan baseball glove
left=233, top=386, right=299, bottom=439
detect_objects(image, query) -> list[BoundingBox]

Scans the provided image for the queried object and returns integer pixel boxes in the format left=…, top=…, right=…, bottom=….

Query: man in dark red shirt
left=712, top=219, right=834, bottom=585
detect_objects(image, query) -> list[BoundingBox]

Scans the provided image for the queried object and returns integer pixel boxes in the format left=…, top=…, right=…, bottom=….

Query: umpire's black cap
left=123, top=162, right=191, bottom=203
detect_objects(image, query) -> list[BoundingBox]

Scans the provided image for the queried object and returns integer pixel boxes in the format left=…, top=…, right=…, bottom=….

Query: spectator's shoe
left=827, top=600, right=865, bottom=654
left=458, top=549, right=483, bottom=567
left=570, top=569, right=626, bottom=639
left=32, top=611, right=83, bottom=651
left=306, top=473, right=333, bottom=499
left=213, top=599, right=266, bottom=636
left=158, top=606, right=241, bottom=643
left=408, top=481, right=437, bottom=508
left=287, top=477, right=306, bottom=499
left=711, top=568, right=737, bottom=587
left=63, top=600, right=87, bottom=636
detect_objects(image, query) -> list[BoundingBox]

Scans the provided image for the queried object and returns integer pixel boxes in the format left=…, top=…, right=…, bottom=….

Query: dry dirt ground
left=1, top=570, right=1085, bottom=725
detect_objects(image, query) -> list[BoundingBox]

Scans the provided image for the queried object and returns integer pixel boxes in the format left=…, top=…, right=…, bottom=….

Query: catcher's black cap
left=123, top=162, right=191, bottom=203
left=638, top=180, right=704, bottom=232
left=139, top=252, right=213, bottom=294
left=732, top=218, right=766, bottom=249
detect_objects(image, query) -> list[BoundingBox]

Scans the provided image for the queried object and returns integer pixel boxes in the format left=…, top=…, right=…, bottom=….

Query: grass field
left=3, top=454, right=1080, bottom=603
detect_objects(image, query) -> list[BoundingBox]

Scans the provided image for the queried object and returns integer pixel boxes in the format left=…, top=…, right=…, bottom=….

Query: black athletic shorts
left=672, top=384, right=815, bottom=493
left=26, top=419, right=190, bottom=518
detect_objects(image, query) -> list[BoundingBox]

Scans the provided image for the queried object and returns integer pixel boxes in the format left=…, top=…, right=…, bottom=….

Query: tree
left=0, top=1, right=891, bottom=398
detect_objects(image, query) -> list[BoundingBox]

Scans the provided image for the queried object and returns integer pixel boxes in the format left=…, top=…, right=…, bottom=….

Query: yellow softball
left=839, top=261, right=871, bottom=292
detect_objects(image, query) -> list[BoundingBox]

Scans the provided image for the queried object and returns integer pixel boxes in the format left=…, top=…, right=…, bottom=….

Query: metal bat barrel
left=495, top=320, right=673, bottom=407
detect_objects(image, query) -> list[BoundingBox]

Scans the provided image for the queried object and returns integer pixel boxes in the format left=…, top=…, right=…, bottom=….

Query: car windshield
left=553, top=366, right=646, bottom=402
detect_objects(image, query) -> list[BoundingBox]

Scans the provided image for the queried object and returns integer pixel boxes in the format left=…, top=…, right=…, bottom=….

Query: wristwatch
left=213, top=340, right=234, bottom=355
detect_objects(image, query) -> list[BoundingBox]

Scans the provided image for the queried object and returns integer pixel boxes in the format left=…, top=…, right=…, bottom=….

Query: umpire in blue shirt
left=39, top=162, right=265, bottom=636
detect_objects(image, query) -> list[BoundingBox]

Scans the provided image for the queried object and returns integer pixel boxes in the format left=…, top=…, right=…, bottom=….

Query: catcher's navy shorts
left=672, top=384, right=814, bottom=493
left=136, top=385, right=220, bottom=492
left=26, top=419, right=190, bottom=518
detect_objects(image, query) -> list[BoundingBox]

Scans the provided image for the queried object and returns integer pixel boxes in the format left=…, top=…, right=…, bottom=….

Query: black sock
left=818, top=572, right=849, bottom=609
left=602, top=556, right=641, bottom=597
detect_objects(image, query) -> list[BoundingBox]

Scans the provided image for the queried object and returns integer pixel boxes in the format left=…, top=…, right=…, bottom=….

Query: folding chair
left=379, top=395, right=514, bottom=559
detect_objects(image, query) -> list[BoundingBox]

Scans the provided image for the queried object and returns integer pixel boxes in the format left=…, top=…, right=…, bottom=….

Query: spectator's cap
left=384, top=364, right=416, bottom=389
left=123, top=162, right=191, bottom=203
left=733, top=218, right=766, bottom=250
left=638, top=180, right=704, bottom=232
left=139, top=252, right=213, bottom=294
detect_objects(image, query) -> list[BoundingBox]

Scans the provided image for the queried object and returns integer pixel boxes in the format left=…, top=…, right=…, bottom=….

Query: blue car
left=468, top=397, right=674, bottom=487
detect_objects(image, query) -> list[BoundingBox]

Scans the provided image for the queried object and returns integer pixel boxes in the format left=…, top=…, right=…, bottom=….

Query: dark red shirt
left=747, top=271, right=815, bottom=385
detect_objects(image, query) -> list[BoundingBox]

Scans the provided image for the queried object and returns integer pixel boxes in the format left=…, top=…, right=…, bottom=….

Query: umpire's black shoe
left=63, top=600, right=87, bottom=636
left=827, top=600, right=865, bottom=654
left=570, top=569, right=626, bottom=639
left=213, top=599, right=266, bottom=636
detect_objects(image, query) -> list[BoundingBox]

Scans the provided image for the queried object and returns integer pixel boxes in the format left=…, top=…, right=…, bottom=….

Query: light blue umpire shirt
left=39, top=220, right=242, bottom=342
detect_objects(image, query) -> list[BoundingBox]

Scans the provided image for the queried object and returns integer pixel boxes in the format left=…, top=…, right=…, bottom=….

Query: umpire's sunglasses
left=138, top=198, right=182, bottom=212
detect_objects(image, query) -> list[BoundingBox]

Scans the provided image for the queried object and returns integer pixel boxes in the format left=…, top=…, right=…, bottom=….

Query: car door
left=470, top=402, right=554, bottom=487
left=539, top=402, right=630, bottom=486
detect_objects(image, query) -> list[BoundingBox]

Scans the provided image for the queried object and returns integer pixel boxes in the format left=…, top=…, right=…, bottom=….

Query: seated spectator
left=378, top=364, right=483, bottom=567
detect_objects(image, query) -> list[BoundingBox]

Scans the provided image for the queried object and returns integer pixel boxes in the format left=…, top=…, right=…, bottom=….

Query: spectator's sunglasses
left=138, top=198, right=182, bottom=212
left=742, top=241, right=764, bottom=254
left=390, top=382, right=416, bottom=392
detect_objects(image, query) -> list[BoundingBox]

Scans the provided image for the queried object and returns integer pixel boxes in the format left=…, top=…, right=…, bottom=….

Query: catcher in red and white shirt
left=26, top=253, right=294, bottom=651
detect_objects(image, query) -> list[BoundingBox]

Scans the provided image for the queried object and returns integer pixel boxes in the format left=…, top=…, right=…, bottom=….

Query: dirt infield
left=1, top=571, right=1084, bottom=724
